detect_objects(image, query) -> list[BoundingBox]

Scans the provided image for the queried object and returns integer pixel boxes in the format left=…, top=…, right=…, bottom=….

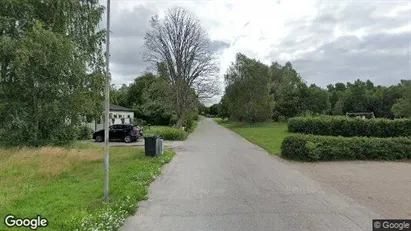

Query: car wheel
left=95, top=135, right=103, bottom=142
left=124, top=135, right=131, bottom=143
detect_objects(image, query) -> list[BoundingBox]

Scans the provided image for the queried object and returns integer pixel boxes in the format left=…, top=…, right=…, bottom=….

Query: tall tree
left=335, top=82, right=346, bottom=92
left=0, top=0, right=105, bottom=146
left=224, top=53, right=273, bottom=122
left=304, top=84, right=331, bottom=114
left=209, top=104, right=219, bottom=116
left=392, top=80, right=411, bottom=117
left=138, top=77, right=175, bottom=125
left=272, top=63, right=306, bottom=119
left=124, top=73, right=157, bottom=108
left=143, top=6, right=219, bottom=127
left=217, top=94, right=230, bottom=119
left=110, top=84, right=129, bottom=106
left=342, top=79, right=369, bottom=113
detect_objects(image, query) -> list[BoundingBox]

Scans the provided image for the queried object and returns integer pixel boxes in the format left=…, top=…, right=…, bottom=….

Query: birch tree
left=143, top=7, right=219, bottom=127
left=0, top=0, right=106, bottom=146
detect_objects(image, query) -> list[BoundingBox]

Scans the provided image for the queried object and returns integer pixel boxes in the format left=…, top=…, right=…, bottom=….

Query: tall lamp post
left=103, top=0, right=111, bottom=203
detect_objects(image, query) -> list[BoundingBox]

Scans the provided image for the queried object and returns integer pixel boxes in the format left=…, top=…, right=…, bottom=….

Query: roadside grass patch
left=0, top=144, right=175, bottom=230
left=216, top=120, right=290, bottom=155
left=217, top=117, right=411, bottom=162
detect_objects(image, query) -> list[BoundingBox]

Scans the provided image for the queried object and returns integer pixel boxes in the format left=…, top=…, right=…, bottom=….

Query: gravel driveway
left=121, top=118, right=381, bottom=231
left=294, top=161, right=411, bottom=219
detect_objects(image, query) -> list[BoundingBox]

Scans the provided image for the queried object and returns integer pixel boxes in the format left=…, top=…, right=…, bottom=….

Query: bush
left=169, top=114, right=178, bottom=126
left=0, top=119, right=78, bottom=147
left=135, top=106, right=173, bottom=126
left=77, top=126, right=93, bottom=140
left=278, top=115, right=287, bottom=123
left=185, top=120, right=199, bottom=133
left=288, top=116, right=411, bottom=138
left=193, top=113, right=199, bottom=121
left=133, top=118, right=147, bottom=126
left=183, top=119, right=194, bottom=131
left=148, top=127, right=187, bottom=141
left=272, top=111, right=280, bottom=122
left=281, top=135, right=411, bottom=161
left=179, top=110, right=199, bottom=133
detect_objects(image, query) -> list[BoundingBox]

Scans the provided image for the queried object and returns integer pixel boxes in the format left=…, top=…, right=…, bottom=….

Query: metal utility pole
left=103, top=0, right=111, bottom=203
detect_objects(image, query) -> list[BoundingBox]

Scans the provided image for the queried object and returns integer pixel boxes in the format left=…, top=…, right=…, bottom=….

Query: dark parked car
left=93, top=124, right=143, bottom=143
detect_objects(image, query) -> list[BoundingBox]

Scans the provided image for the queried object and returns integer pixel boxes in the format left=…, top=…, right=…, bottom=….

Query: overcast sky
left=101, top=0, right=411, bottom=104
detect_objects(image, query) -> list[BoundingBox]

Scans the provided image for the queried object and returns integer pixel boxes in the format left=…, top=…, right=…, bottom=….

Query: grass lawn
left=216, top=119, right=290, bottom=155
left=0, top=142, right=174, bottom=230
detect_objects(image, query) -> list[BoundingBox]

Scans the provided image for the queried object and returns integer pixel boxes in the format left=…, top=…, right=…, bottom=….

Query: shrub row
left=288, top=116, right=411, bottom=138
left=281, top=135, right=411, bottom=161
left=148, top=127, right=188, bottom=141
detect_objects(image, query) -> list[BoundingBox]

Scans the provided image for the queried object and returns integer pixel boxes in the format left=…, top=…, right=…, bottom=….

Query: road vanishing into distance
left=121, top=118, right=379, bottom=231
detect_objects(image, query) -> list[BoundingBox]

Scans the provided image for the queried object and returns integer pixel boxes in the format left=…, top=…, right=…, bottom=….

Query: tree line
left=111, top=6, right=219, bottom=130
left=110, top=71, right=200, bottom=129
left=203, top=53, right=411, bottom=122
left=3, top=0, right=406, bottom=146
left=0, top=4, right=218, bottom=146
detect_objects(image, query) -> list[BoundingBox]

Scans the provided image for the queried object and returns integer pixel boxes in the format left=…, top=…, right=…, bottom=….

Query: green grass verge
left=0, top=144, right=175, bottom=230
left=216, top=119, right=290, bottom=155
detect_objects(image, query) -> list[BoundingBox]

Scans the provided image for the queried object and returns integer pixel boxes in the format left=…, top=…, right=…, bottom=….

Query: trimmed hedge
left=147, top=126, right=188, bottom=141
left=288, top=116, right=411, bottom=138
left=281, top=135, right=411, bottom=161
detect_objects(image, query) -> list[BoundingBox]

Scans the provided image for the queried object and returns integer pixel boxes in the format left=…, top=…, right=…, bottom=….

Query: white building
left=86, top=104, right=134, bottom=131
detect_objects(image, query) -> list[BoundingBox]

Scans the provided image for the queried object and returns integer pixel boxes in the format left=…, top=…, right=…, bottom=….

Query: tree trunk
left=33, top=86, right=40, bottom=146
left=175, top=116, right=183, bottom=128
left=173, top=80, right=186, bottom=128
left=174, top=98, right=185, bottom=128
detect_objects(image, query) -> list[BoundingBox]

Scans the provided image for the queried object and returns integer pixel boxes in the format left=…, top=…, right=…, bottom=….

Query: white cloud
left=101, top=0, right=411, bottom=105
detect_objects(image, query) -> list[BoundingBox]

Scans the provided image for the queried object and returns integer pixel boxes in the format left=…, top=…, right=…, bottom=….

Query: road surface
left=121, top=118, right=380, bottom=231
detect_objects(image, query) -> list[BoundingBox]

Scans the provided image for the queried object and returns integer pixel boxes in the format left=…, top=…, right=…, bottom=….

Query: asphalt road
left=120, top=118, right=380, bottom=231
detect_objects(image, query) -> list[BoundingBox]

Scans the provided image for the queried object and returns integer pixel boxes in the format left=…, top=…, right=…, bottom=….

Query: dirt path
left=121, top=118, right=379, bottom=231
